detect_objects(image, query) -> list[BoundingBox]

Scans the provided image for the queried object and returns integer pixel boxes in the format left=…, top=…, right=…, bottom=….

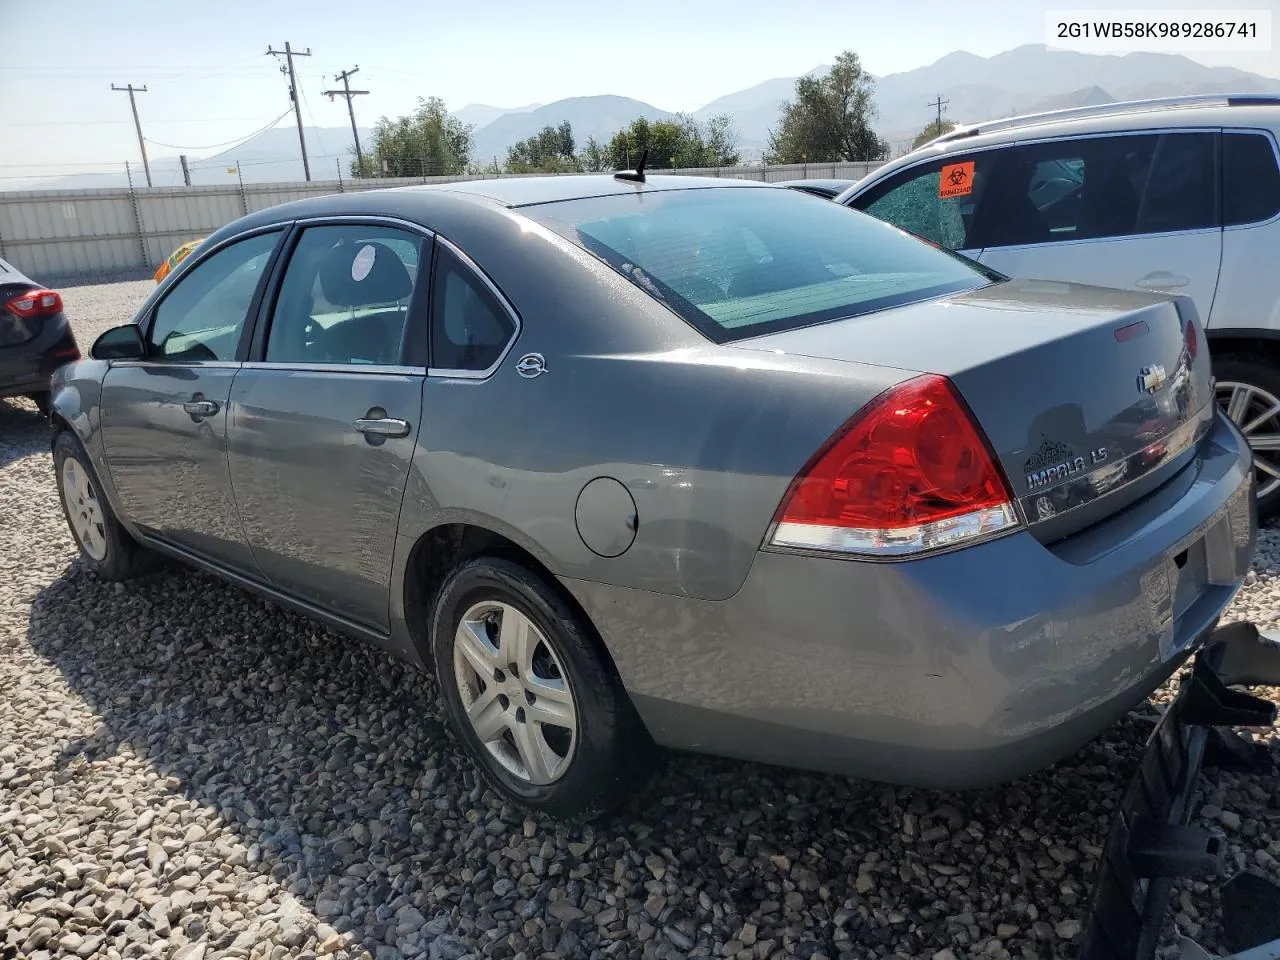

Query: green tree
left=353, top=97, right=473, bottom=178
left=912, top=118, right=956, bottom=149
left=766, top=51, right=887, bottom=164
left=506, top=122, right=578, bottom=173
left=579, top=136, right=612, bottom=172
left=604, top=113, right=740, bottom=170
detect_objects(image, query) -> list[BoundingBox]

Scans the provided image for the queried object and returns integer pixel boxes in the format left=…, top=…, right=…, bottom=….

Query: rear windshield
left=524, top=186, right=992, bottom=342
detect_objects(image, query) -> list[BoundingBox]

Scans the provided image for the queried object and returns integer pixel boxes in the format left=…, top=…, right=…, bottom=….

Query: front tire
left=53, top=431, right=151, bottom=580
left=430, top=557, right=656, bottom=820
left=1214, top=355, right=1280, bottom=520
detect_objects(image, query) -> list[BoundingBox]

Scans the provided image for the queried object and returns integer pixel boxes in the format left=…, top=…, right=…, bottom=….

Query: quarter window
left=854, top=154, right=997, bottom=251
left=265, top=225, right=426, bottom=366
left=1224, top=132, right=1280, bottom=226
left=976, top=133, right=1217, bottom=248
left=148, top=231, right=279, bottom=362
left=430, top=246, right=516, bottom=373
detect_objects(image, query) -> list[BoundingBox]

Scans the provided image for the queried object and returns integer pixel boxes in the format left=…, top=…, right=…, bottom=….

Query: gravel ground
left=0, top=278, right=1278, bottom=960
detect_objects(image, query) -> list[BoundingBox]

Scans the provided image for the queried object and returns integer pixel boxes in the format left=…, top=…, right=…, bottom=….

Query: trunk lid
left=733, top=278, right=1215, bottom=542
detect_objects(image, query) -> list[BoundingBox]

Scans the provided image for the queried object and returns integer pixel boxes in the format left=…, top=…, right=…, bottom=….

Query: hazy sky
left=2, top=0, right=1277, bottom=181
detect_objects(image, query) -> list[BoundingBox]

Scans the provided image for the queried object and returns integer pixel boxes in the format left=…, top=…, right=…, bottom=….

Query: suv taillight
left=769, top=374, right=1019, bottom=557
left=6, top=288, right=63, bottom=319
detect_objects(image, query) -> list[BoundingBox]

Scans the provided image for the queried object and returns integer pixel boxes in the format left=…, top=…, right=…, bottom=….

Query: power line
left=111, top=84, right=151, bottom=187
left=143, top=109, right=292, bottom=152
left=267, top=42, right=313, bottom=181
left=324, top=67, right=370, bottom=172
left=6, top=116, right=298, bottom=128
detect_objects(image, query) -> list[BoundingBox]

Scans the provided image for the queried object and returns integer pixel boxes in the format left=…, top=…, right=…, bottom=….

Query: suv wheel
left=1214, top=355, right=1280, bottom=519
left=430, top=557, right=656, bottom=820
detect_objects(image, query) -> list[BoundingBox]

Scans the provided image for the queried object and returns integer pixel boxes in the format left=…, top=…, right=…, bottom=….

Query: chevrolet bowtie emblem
left=1137, top=364, right=1167, bottom=394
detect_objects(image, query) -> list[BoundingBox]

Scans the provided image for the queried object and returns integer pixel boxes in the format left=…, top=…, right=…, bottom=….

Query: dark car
left=0, top=258, right=79, bottom=413
left=777, top=178, right=859, bottom=199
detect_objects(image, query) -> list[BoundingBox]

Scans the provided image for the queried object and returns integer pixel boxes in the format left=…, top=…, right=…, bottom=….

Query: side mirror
left=90, top=324, right=146, bottom=361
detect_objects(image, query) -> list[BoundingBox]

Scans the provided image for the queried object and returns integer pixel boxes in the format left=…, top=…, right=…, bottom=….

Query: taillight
left=1184, top=317, right=1199, bottom=361
left=769, top=374, right=1019, bottom=557
left=6, top=288, right=63, bottom=319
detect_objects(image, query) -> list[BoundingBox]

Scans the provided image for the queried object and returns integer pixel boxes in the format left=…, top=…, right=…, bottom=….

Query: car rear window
left=523, top=186, right=992, bottom=342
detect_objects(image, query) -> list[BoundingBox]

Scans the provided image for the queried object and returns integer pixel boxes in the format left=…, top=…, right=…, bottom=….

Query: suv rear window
left=1224, top=132, right=1280, bottom=226
left=523, top=187, right=992, bottom=342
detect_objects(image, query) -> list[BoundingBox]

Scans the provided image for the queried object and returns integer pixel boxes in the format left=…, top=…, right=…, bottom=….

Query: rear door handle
left=1136, top=271, right=1190, bottom=290
left=182, top=399, right=220, bottom=417
left=353, top=417, right=411, bottom=438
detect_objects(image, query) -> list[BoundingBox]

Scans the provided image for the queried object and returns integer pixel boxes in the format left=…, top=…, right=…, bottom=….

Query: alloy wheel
left=61, top=456, right=108, bottom=561
left=452, top=601, right=578, bottom=785
left=1217, top=379, right=1280, bottom=500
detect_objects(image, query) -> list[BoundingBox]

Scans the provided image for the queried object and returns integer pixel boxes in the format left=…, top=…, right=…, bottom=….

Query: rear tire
left=53, top=431, right=152, bottom=580
left=1213, top=355, right=1280, bottom=520
left=429, top=556, right=657, bottom=820
left=27, top=391, right=50, bottom=415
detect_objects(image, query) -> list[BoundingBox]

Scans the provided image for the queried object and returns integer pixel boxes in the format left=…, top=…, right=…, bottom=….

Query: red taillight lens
left=6, top=288, right=63, bottom=319
left=770, top=374, right=1019, bottom=557
left=1184, top=317, right=1199, bottom=361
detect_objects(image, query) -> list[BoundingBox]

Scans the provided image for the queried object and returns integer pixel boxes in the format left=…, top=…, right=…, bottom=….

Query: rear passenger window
left=977, top=133, right=1217, bottom=248
left=1224, top=132, right=1280, bottom=226
left=855, top=154, right=997, bottom=251
left=430, top=247, right=516, bottom=373
left=265, top=225, right=426, bottom=367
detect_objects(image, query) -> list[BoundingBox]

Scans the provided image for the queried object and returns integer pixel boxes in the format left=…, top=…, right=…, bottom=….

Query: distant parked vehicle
left=777, top=178, right=858, bottom=199
left=836, top=94, right=1280, bottom=516
left=154, top=238, right=204, bottom=284
left=51, top=173, right=1255, bottom=819
left=0, top=258, right=79, bottom=414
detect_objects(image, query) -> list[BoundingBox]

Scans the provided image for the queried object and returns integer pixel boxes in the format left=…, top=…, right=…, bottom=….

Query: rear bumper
left=0, top=314, right=79, bottom=398
left=564, top=408, right=1256, bottom=788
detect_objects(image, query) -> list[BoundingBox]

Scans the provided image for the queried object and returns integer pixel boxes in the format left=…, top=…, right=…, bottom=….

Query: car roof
left=204, top=174, right=778, bottom=250
left=405, top=173, right=766, bottom=207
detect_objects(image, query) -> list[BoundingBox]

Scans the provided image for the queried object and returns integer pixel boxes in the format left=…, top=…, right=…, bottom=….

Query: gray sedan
left=50, top=174, right=1256, bottom=819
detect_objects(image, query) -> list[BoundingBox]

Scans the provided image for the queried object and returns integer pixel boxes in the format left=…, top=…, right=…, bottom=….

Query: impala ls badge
left=1137, top=364, right=1167, bottom=394
left=516, top=353, right=547, bottom=379
left=1023, top=435, right=1109, bottom=491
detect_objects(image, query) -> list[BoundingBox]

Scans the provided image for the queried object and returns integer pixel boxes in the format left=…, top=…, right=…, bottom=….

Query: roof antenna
left=614, top=148, right=648, bottom=183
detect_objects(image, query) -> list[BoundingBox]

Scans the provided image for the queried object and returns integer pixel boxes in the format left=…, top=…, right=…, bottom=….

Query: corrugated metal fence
left=0, top=161, right=884, bottom=280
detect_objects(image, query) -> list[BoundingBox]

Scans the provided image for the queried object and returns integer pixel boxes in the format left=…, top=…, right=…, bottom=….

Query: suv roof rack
left=933, top=93, right=1280, bottom=146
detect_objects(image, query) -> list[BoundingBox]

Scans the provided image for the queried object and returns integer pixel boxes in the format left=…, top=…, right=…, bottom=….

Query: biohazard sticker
left=351, top=244, right=377, bottom=281
left=939, top=161, right=976, bottom=198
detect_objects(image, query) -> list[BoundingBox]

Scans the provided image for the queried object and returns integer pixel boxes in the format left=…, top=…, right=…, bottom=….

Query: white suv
left=836, top=95, right=1280, bottom=515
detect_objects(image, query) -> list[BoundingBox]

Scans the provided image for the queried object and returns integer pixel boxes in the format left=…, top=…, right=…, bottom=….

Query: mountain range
left=15, top=44, right=1280, bottom=192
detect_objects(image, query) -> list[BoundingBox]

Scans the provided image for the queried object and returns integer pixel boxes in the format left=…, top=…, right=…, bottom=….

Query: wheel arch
left=1207, top=329, right=1280, bottom=369
left=400, top=521, right=627, bottom=685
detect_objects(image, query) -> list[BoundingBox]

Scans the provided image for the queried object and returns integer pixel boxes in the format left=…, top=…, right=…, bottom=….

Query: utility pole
left=267, top=42, right=313, bottom=181
left=927, top=93, right=950, bottom=130
left=179, top=154, right=191, bottom=187
left=112, top=84, right=152, bottom=187
left=324, top=66, right=369, bottom=173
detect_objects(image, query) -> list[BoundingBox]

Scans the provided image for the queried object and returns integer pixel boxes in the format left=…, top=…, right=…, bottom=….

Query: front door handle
left=182, top=399, right=220, bottom=417
left=353, top=417, right=411, bottom=438
left=1136, top=271, right=1190, bottom=290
